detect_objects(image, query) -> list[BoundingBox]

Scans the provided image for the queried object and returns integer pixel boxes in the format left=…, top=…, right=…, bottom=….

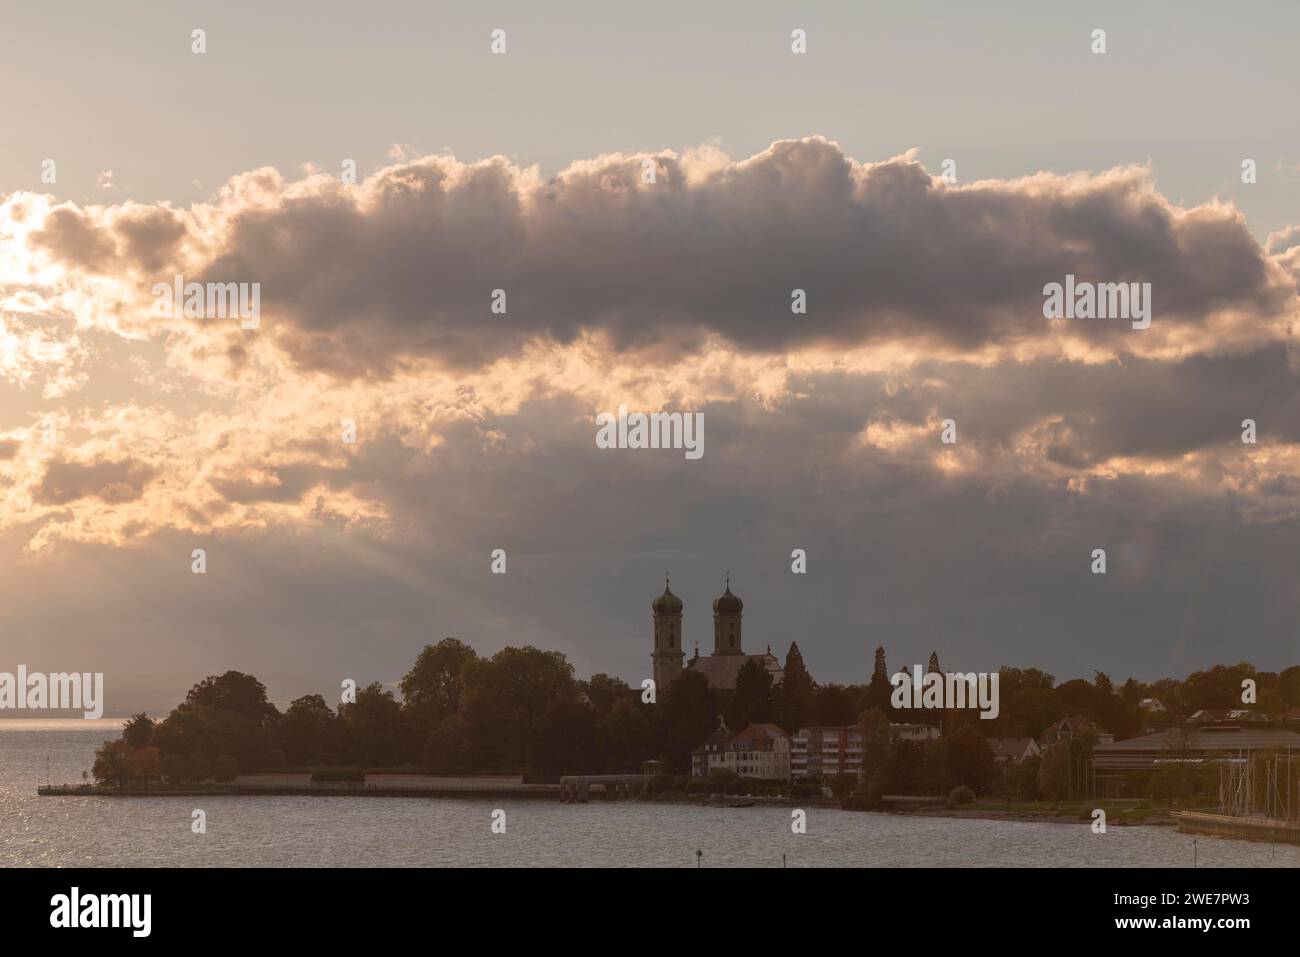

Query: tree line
left=92, top=638, right=1300, bottom=794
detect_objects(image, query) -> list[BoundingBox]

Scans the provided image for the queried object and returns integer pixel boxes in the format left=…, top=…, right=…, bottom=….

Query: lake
left=3, top=721, right=1297, bottom=867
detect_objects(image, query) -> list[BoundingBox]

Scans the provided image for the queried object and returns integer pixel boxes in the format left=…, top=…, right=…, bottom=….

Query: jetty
left=558, top=774, right=651, bottom=802
left=1172, top=811, right=1300, bottom=845
left=38, top=773, right=559, bottom=799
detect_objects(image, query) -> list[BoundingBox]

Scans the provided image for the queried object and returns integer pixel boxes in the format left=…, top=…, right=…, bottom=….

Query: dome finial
left=653, top=575, right=683, bottom=615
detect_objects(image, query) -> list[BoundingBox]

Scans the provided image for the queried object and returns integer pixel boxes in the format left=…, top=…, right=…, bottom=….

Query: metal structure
left=1217, top=750, right=1296, bottom=822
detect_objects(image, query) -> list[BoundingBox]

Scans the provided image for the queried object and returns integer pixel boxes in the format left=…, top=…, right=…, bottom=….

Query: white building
left=692, top=723, right=791, bottom=780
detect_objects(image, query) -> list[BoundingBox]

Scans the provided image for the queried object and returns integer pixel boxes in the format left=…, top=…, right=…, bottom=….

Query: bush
left=829, top=773, right=857, bottom=798
left=789, top=781, right=820, bottom=799
left=947, top=785, right=976, bottom=807
left=845, top=773, right=884, bottom=811
left=685, top=778, right=708, bottom=795
left=213, top=755, right=239, bottom=782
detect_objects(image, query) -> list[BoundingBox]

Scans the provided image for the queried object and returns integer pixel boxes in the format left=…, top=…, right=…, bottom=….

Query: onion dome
left=652, top=577, right=683, bottom=615
left=712, top=581, right=743, bottom=615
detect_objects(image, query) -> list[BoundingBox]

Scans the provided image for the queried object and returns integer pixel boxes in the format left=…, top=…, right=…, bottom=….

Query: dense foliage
left=90, top=641, right=1300, bottom=795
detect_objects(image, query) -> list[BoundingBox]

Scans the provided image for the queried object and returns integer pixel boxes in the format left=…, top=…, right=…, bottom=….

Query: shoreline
left=34, top=783, right=1184, bottom=828
left=637, top=791, right=1179, bottom=825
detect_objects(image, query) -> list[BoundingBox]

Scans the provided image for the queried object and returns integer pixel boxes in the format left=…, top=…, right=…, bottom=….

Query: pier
left=38, top=774, right=560, bottom=799
left=1172, top=811, right=1300, bottom=845
left=558, top=774, right=651, bottom=802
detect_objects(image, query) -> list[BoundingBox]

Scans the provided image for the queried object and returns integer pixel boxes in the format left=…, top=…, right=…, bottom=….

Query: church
left=651, top=576, right=783, bottom=692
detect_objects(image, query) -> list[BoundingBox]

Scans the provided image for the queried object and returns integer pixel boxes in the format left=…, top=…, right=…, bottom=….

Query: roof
left=712, top=584, right=743, bottom=615
left=651, top=581, right=683, bottom=615
left=986, top=737, right=1037, bottom=760
left=685, top=652, right=782, bottom=691
left=1094, top=725, right=1300, bottom=753
left=730, top=723, right=790, bottom=748
left=1045, top=714, right=1103, bottom=735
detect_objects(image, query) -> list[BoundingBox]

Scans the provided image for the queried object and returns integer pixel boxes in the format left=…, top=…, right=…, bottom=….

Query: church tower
left=651, top=576, right=684, bottom=691
left=712, top=576, right=743, bottom=656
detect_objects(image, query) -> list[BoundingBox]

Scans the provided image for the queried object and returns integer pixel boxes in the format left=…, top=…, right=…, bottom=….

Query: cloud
left=1, top=141, right=1299, bottom=683
left=18, top=138, right=1298, bottom=381
left=34, top=455, right=156, bottom=505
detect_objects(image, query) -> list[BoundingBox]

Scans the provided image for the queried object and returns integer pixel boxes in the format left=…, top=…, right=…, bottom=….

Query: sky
left=1, top=1, right=1299, bottom=713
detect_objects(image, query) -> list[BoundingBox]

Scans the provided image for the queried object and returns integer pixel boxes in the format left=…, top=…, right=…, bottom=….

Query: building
left=1090, top=723, right=1300, bottom=797
left=650, top=578, right=685, bottom=691
left=691, top=723, right=791, bottom=780
left=890, top=722, right=941, bottom=743
left=1040, top=715, right=1114, bottom=747
left=650, top=576, right=783, bottom=692
left=986, top=737, right=1042, bottom=765
left=791, top=726, right=862, bottom=780
left=1138, top=698, right=1167, bottom=713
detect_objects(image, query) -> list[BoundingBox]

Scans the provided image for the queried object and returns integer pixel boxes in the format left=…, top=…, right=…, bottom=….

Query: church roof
left=712, top=583, right=743, bottom=615
left=686, top=652, right=782, bottom=691
left=651, top=579, right=683, bottom=615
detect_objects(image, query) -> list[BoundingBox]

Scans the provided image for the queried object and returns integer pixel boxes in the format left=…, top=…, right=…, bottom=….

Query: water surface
left=3, top=722, right=1296, bottom=868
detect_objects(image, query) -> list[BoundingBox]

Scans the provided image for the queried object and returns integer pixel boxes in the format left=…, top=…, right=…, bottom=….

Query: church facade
left=651, top=577, right=783, bottom=692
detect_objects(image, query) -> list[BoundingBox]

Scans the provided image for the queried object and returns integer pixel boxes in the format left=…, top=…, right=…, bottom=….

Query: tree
left=121, top=713, right=155, bottom=748
left=340, top=683, right=404, bottom=768
left=922, top=652, right=943, bottom=726
left=1180, top=663, right=1256, bottom=712
left=186, top=752, right=211, bottom=782
left=400, top=638, right=478, bottom=727
left=1279, top=666, right=1300, bottom=708
left=275, top=694, right=339, bottom=766
left=581, top=674, right=634, bottom=717
left=945, top=724, right=996, bottom=792
left=92, top=739, right=136, bottom=787
left=184, top=671, right=279, bottom=725
left=595, top=698, right=654, bottom=772
left=459, top=646, right=581, bottom=772
left=1009, top=755, right=1042, bottom=800
left=161, top=753, right=188, bottom=784
left=423, top=714, right=472, bottom=774
left=814, top=683, right=863, bottom=726
left=655, top=671, right=717, bottom=772
left=1149, top=762, right=1194, bottom=806
left=864, top=646, right=892, bottom=714
left=1056, top=678, right=1098, bottom=716
left=213, top=755, right=239, bottom=782
left=998, top=687, right=1065, bottom=739
left=856, top=708, right=891, bottom=785
left=885, top=739, right=930, bottom=794
left=725, top=658, right=775, bottom=732
left=527, top=699, right=598, bottom=779
left=777, top=642, right=816, bottom=733
left=1038, top=741, right=1071, bottom=803
left=132, top=746, right=161, bottom=783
